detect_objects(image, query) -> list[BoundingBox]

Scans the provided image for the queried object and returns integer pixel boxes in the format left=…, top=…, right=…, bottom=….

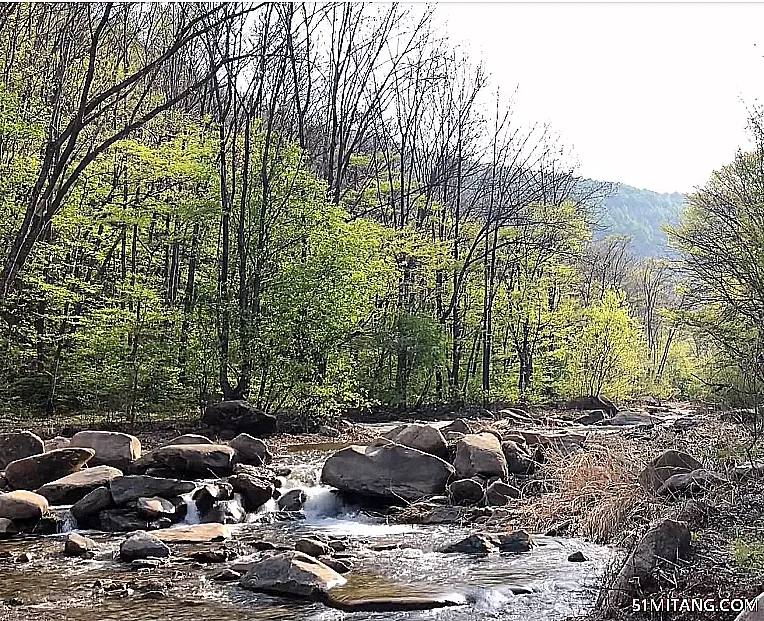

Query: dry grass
left=512, top=435, right=659, bottom=544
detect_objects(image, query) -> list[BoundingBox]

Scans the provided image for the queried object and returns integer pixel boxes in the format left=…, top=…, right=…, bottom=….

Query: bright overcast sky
left=435, top=3, right=764, bottom=193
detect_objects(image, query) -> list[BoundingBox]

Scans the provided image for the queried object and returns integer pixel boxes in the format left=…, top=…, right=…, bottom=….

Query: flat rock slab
left=326, top=594, right=466, bottom=612
left=5, top=448, right=95, bottom=490
left=110, top=475, right=196, bottom=505
left=153, top=523, right=231, bottom=543
left=37, top=465, right=123, bottom=505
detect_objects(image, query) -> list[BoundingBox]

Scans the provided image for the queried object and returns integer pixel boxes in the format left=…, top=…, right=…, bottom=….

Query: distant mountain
left=594, top=182, right=687, bottom=257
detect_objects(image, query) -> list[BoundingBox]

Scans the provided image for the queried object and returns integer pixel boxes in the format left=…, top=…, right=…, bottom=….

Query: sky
left=435, top=3, right=764, bottom=193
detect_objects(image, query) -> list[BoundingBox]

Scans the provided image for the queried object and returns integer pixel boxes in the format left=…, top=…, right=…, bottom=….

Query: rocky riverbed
left=0, top=400, right=761, bottom=620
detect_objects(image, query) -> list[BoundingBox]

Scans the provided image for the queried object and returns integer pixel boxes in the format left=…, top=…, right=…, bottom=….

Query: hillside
left=595, top=182, right=687, bottom=257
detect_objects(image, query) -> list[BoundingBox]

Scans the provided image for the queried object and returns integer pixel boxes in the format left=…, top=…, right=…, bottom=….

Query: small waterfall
left=181, top=492, right=202, bottom=525
left=59, top=509, right=78, bottom=534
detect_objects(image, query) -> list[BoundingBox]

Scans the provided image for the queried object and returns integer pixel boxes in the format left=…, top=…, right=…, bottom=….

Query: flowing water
left=0, top=442, right=611, bottom=621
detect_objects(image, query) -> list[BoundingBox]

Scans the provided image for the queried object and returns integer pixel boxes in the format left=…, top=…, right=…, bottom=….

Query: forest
left=0, top=2, right=758, bottom=425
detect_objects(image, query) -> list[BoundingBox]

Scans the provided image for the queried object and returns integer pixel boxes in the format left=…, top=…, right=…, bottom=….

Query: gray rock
left=501, top=441, right=536, bottom=475
left=70, top=431, right=141, bottom=470
left=603, top=411, right=659, bottom=427
left=324, top=592, right=464, bottom=612
left=656, top=469, right=727, bottom=497
left=229, top=434, right=272, bottom=466
left=0, top=490, right=48, bottom=520
left=0, top=517, right=18, bottom=538
left=132, top=445, right=236, bottom=476
left=566, top=395, right=617, bottom=416
left=71, top=486, right=114, bottom=522
left=568, top=551, right=588, bottom=562
left=119, top=531, right=171, bottom=561
left=136, top=496, right=176, bottom=519
left=574, top=410, right=605, bottom=425
left=734, top=592, right=764, bottom=620
left=110, top=475, right=196, bottom=505
left=193, top=483, right=234, bottom=515
left=441, top=419, right=472, bottom=435
left=99, top=509, right=154, bottom=532
left=321, top=443, right=454, bottom=502
left=5, top=448, right=95, bottom=490
left=44, top=436, right=71, bottom=452
left=604, top=519, right=691, bottom=607
left=383, top=424, right=447, bottom=457
left=204, top=498, right=246, bottom=524
left=318, top=556, right=352, bottom=573
left=37, top=465, right=123, bottom=505
left=453, top=433, right=508, bottom=480
left=64, top=533, right=98, bottom=556
left=296, top=537, right=332, bottom=557
left=229, top=474, right=274, bottom=512
left=239, top=550, right=346, bottom=600
left=448, top=478, right=484, bottom=506
left=0, top=432, right=44, bottom=469
left=211, top=568, right=241, bottom=581
left=278, top=488, right=306, bottom=511
left=639, top=450, right=703, bottom=493
left=497, top=531, right=533, bottom=553
left=485, top=480, right=520, bottom=506
left=441, top=533, right=498, bottom=554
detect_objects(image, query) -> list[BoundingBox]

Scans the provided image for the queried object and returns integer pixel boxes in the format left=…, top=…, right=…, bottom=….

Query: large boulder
left=168, top=434, right=212, bottom=445
left=239, top=550, right=346, bottom=600
left=485, top=480, right=520, bottom=506
left=5, top=448, right=95, bottom=490
left=321, top=443, right=455, bottom=502
left=119, top=530, right=170, bottom=561
left=110, top=475, right=195, bottom=505
left=453, top=433, right=508, bottom=480
left=132, top=444, right=235, bottom=476
left=229, top=434, right=272, bottom=466
left=566, top=395, right=617, bottom=416
left=70, top=431, right=141, bottom=470
left=656, top=469, right=727, bottom=497
left=70, top=486, right=114, bottom=522
left=37, top=465, right=123, bottom=505
left=383, top=424, right=447, bottom=457
left=501, top=441, right=536, bottom=475
left=0, top=431, right=44, bottom=469
left=638, top=450, right=703, bottom=493
left=440, top=419, right=472, bottom=435
left=202, top=400, right=277, bottom=436
left=278, top=488, right=306, bottom=511
left=604, top=519, right=691, bottom=607
left=0, top=490, right=49, bottom=520
left=44, top=436, right=71, bottom=452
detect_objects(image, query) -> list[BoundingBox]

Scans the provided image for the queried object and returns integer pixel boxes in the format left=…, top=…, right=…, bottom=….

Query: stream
left=0, top=439, right=612, bottom=620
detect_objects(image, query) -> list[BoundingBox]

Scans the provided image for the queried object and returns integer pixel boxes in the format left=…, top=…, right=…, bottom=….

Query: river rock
left=441, top=419, right=472, bottom=435
left=37, top=465, right=123, bottom=505
left=319, top=556, right=352, bottom=573
left=132, top=444, right=235, bottom=476
left=566, top=395, right=617, bottom=416
left=202, top=400, right=277, bottom=436
left=44, top=436, right=71, bottom=452
left=501, top=441, right=536, bottom=475
left=574, top=410, right=606, bottom=425
left=325, top=592, right=465, bottom=612
left=0, top=490, right=48, bottom=520
left=656, top=469, right=727, bottom=497
left=448, top=478, right=484, bottom=505
left=239, top=550, right=346, bottom=600
left=193, top=483, right=234, bottom=515
left=204, top=498, right=246, bottom=524
left=485, top=480, right=520, bottom=505
left=99, top=508, right=157, bottom=532
left=605, top=519, right=691, bottom=607
left=110, top=475, right=195, bottom=505
left=168, top=434, right=212, bottom=445
left=278, top=488, right=306, bottom=511
left=229, top=434, right=272, bottom=465
left=602, top=411, right=658, bottom=427
left=71, top=486, right=114, bottom=522
left=136, top=496, right=176, bottom=519
left=229, top=473, right=274, bottom=512
left=296, top=537, right=332, bottom=557
left=70, top=431, right=141, bottom=470
left=153, top=523, right=230, bottom=543
left=212, top=568, right=242, bottom=581
left=64, top=533, right=98, bottom=556
left=0, top=517, right=18, bottom=538
left=453, top=433, right=508, bottom=480
left=441, top=533, right=498, bottom=554
left=5, top=448, right=95, bottom=490
left=321, top=443, right=455, bottom=502
left=120, top=531, right=171, bottom=561
left=497, top=530, right=533, bottom=552
left=568, top=551, right=588, bottom=562
left=639, top=450, right=703, bottom=493
left=0, top=432, right=44, bottom=469
left=383, top=424, right=447, bottom=457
